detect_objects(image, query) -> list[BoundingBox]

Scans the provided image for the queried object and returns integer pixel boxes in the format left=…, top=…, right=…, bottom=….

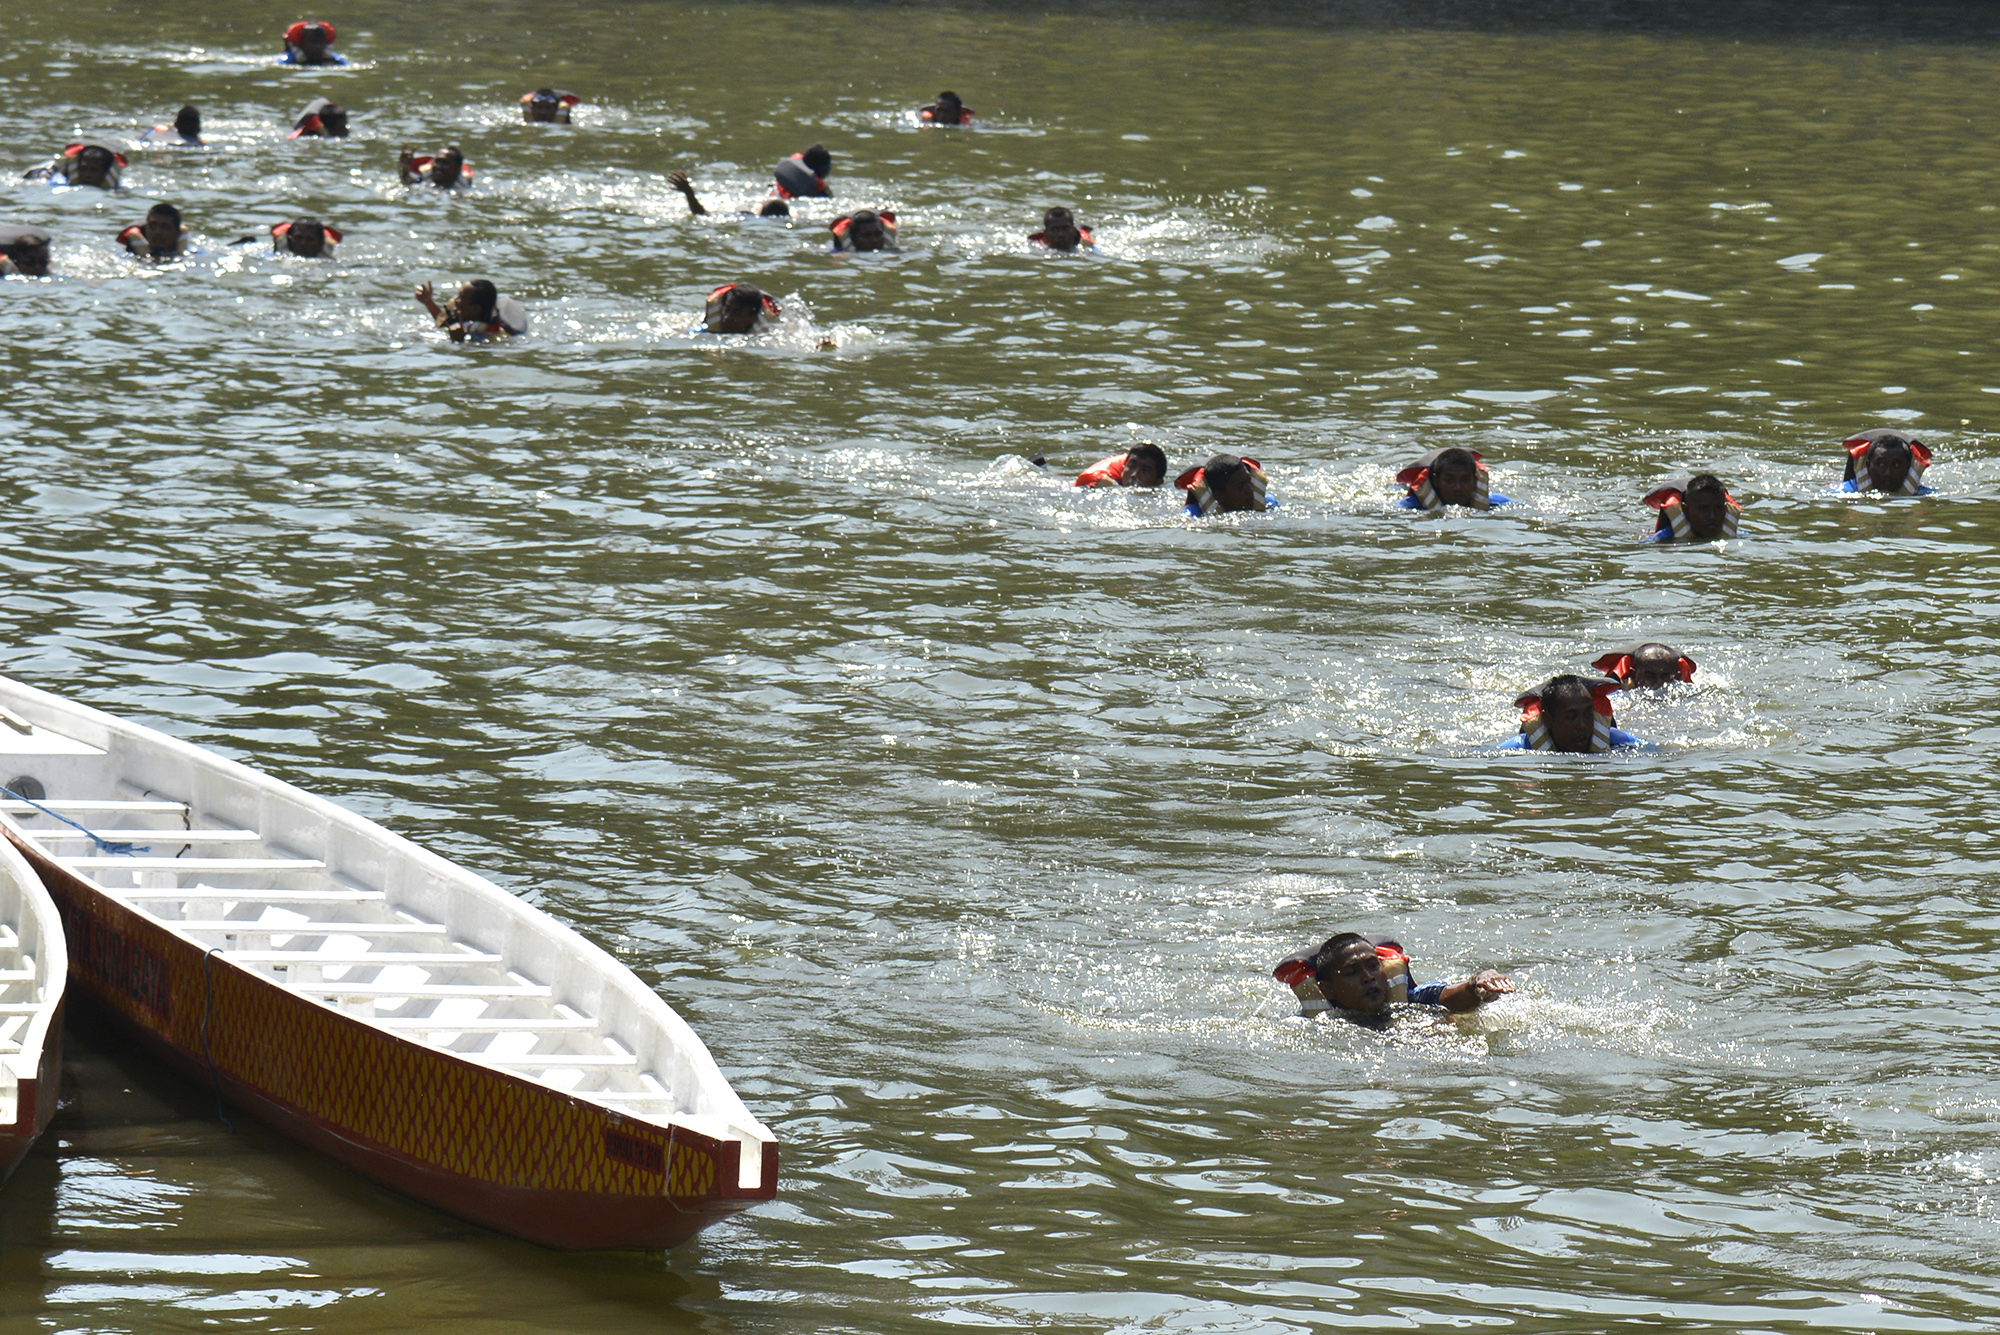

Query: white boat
left=0, top=782, right=64, bottom=1191
left=0, top=673, right=775, bottom=1249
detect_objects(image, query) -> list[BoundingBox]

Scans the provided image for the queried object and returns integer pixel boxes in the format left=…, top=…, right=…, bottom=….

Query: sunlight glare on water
left=4, top=1, right=2000, bottom=1331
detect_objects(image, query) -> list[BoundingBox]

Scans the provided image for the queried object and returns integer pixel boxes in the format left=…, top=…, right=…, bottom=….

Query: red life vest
left=283, top=20, right=337, bottom=45
left=1643, top=479, right=1740, bottom=540
left=1273, top=939, right=1413, bottom=1012
left=773, top=155, right=829, bottom=199
left=1176, top=457, right=1269, bottom=515
left=1844, top=430, right=1932, bottom=493
left=408, top=155, right=474, bottom=186
left=829, top=212, right=897, bottom=248
left=703, top=283, right=781, bottom=328
left=520, top=90, right=580, bottom=108
left=1029, top=226, right=1094, bottom=248
left=1075, top=453, right=1130, bottom=487
left=1397, top=449, right=1492, bottom=510
left=1515, top=679, right=1622, bottom=753
left=918, top=104, right=975, bottom=125
left=1592, top=646, right=1695, bottom=685
left=270, top=220, right=342, bottom=247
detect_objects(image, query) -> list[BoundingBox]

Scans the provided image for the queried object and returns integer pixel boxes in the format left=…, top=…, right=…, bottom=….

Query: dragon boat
left=0, top=777, right=64, bottom=1191
left=0, top=673, right=775, bottom=1249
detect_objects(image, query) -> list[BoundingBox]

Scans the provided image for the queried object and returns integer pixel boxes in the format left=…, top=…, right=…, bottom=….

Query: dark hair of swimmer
left=280, top=216, right=330, bottom=257
left=1679, top=472, right=1730, bottom=540
left=1199, top=453, right=1261, bottom=512
left=1627, top=643, right=1681, bottom=689
left=1, top=227, right=52, bottom=277
left=710, top=283, right=773, bottom=334
left=935, top=91, right=963, bottom=117
left=174, top=105, right=201, bottom=138
left=1865, top=436, right=1913, bottom=493
left=69, top=145, right=117, bottom=186
left=1123, top=442, right=1168, bottom=488
left=1041, top=206, right=1084, bottom=251
left=758, top=199, right=791, bottom=217
left=1310, top=934, right=1389, bottom=1012
left=801, top=143, right=833, bottom=176
left=318, top=103, right=349, bottom=136
left=1427, top=447, right=1481, bottom=506
left=1536, top=674, right=1602, bottom=753
left=147, top=202, right=182, bottom=227
left=460, top=279, right=498, bottom=323
left=841, top=209, right=892, bottom=251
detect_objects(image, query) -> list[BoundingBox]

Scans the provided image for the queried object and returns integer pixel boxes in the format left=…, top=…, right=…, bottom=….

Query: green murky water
left=4, top=1, right=2000, bottom=1330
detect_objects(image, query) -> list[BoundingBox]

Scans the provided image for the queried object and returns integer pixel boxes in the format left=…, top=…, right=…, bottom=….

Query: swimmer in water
left=918, top=91, right=973, bottom=125
left=399, top=145, right=471, bottom=189
left=1499, top=674, right=1643, bottom=753
left=0, top=226, right=51, bottom=277
left=140, top=105, right=203, bottom=146
left=271, top=216, right=339, bottom=257
left=280, top=20, right=347, bottom=65
left=697, top=283, right=781, bottom=334
left=667, top=171, right=790, bottom=218
left=117, top=203, right=189, bottom=260
left=25, top=141, right=124, bottom=189
left=829, top=209, right=897, bottom=251
left=290, top=98, right=349, bottom=139
left=1273, top=933, right=1513, bottom=1017
left=1177, top=453, right=1275, bottom=515
left=1644, top=473, right=1740, bottom=542
left=521, top=88, right=579, bottom=123
left=1593, top=643, right=1696, bottom=689
left=773, top=143, right=833, bottom=199
left=1075, top=442, right=1168, bottom=488
left=1030, top=207, right=1093, bottom=251
left=1840, top=428, right=1934, bottom=495
left=1396, top=447, right=1511, bottom=510
left=415, top=279, right=527, bottom=342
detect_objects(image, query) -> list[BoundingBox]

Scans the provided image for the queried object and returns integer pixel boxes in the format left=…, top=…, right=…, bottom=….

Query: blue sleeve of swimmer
left=1495, top=733, right=1528, bottom=750
left=1837, top=479, right=1859, bottom=493
left=1487, top=492, right=1513, bottom=506
left=1408, top=980, right=1448, bottom=1006
left=1916, top=484, right=1936, bottom=495
left=1608, top=728, right=1643, bottom=748
left=1264, top=495, right=1279, bottom=510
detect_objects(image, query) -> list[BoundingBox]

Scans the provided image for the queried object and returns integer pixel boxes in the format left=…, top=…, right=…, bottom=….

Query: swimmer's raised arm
left=667, top=170, right=707, bottom=217
left=415, top=281, right=447, bottom=326
left=1436, top=970, right=1513, bottom=1013
left=397, top=146, right=420, bottom=185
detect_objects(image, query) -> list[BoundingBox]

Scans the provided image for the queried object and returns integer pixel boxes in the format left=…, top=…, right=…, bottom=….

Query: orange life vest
left=1397, top=449, right=1492, bottom=510
left=1591, top=646, right=1695, bottom=685
left=1175, top=457, right=1269, bottom=515
left=1273, top=940, right=1413, bottom=1012
left=1515, top=679, right=1622, bottom=753
left=1844, top=432, right=1932, bottom=493
left=1643, top=480, right=1740, bottom=540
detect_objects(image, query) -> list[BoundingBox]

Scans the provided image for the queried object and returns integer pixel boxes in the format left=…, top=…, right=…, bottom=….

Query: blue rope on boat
left=0, top=785, right=149, bottom=854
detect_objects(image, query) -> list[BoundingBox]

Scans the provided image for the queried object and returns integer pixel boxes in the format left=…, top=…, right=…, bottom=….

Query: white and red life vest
left=1176, top=457, right=1269, bottom=515
left=283, top=20, right=336, bottom=46
left=116, top=222, right=185, bottom=256
left=1515, top=678, right=1622, bottom=752
left=1075, top=452, right=1131, bottom=487
left=774, top=155, right=830, bottom=199
left=1272, top=938, right=1413, bottom=1013
left=1591, top=645, right=1696, bottom=685
left=918, top=103, right=974, bottom=125
left=1030, top=226, right=1094, bottom=248
left=521, top=90, right=580, bottom=109
left=1643, top=479, right=1740, bottom=540
left=59, top=141, right=126, bottom=186
left=829, top=212, right=897, bottom=248
left=406, top=154, right=473, bottom=187
left=1844, top=430, right=1932, bottom=493
left=1397, top=449, right=1492, bottom=510
left=271, top=219, right=342, bottom=249
left=703, top=283, right=781, bottom=330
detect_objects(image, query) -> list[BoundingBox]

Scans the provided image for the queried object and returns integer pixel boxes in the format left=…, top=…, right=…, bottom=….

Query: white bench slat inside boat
left=373, top=1017, right=599, bottom=1032
left=304, top=982, right=553, bottom=999
left=63, top=857, right=325, bottom=871
left=475, top=1053, right=639, bottom=1069
left=173, top=920, right=447, bottom=935
left=106, top=888, right=386, bottom=903
left=24, top=829, right=262, bottom=843
left=227, top=951, right=505, bottom=966
left=0, top=1002, right=49, bottom=1014
left=1, top=800, right=188, bottom=813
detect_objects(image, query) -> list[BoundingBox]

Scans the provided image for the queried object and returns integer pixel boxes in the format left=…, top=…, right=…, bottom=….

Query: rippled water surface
left=7, top=0, right=2000, bottom=1330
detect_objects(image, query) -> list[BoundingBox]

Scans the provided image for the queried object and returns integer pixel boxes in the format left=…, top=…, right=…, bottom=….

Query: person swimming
left=25, top=141, right=124, bottom=189
left=1499, top=674, right=1642, bottom=753
left=829, top=209, right=897, bottom=251
left=1840, top=428, right=1933, bottom=495
left=399, top=145, right=471, bottom=188
left=668, top=171, right=790, bottom=218
left=140, top=105, right=203, bottom=146
left=271, top=216, right=339, bottom=257
left=1644, top=473, right=1740, bottom=542
left=1273, top=932, right=1514, bottom=1017
left=290, top=98, right=349, bottom=139
left=1396, top=447, right=1511, bottom=510
left=117, top=203, right=189, bottom=260
left=1176, top=453, right=1275, bottom=515
left=773, top=144, right=833, bottom=199
left=280, top=20, right=347, bottom=65
left=1030, top=207, right=1093, bottom=251
left=1593, top=643, right=1696, bottom=689
left=415, top=279, right=527, bottom=342
left=918, top=91, right=973, bottom=125
left=1075, top=442, right=1168, bottom=488
left=0, top=226, right=51, bottom=277
left=521, top=88, right=579, bottom=123
left=696, top=283, right=781, bottom=334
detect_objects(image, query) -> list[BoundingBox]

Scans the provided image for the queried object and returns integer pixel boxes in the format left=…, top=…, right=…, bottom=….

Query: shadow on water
left=0, top=999, right=727, bottom=1334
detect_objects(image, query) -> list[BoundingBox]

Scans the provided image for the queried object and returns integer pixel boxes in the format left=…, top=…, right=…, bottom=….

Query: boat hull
left=9, top=833, right=775, bottom=1249
left=0, top=995, right=61, bottom=1191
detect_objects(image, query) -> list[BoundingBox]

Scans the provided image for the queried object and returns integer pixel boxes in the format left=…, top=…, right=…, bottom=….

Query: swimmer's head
left=1865, top=436, right=1913, bottom=494
left=1121, top=442, right=1167, bottom=488
left=453, top=279, right=498, bottom=323
left=1041, top=206, right=1083, bottom=251
left=277, top=215, right=331, bottom=257
left=843, top=209, right=892, bottom=251
left=1199, top=453, right=1261, bottom=512
left=1626, top=643, right=1681, bottom=690
left=801, top=143, right=833, bottom=177
left=1678, top=473, right=1730, bottom=540
left=933, top=91, right=964, bottom=121
left=433, top=146, right=466, bottom=183
left=1, top=227, right=51, bottom=277
left=142, top=202, right=183, bottom=255
left=67, top=145, right=118, bottom=187
left=1428, top=447, right=1481, bottom=507
left=1311, top=933, right=1391, bottom=1013
left=174, top=105, right=201, bottom=139
left=298, top=21, right=331, bottom=53
left=524, top=88, right=565, bottom=123
left=1534, top=674, right=1602, bottom=753
left=317, top=102, right=349, bottom=136
left=705, top=282, right=777, bottom=334
left=758, top=198, right=791, bottom=218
